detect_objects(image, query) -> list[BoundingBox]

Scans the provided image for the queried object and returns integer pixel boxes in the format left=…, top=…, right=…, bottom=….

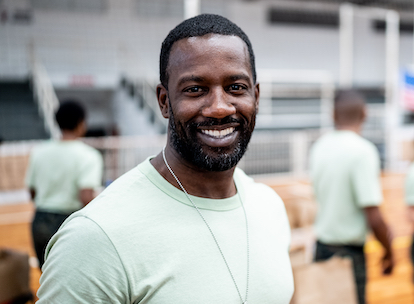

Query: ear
left=156, top=84, right=169, bottom=119
left=254, top=83, right=260, bottom=113
left=361, top=105, right=367, bottom=122
left=76, top=120, right=87, bottom=137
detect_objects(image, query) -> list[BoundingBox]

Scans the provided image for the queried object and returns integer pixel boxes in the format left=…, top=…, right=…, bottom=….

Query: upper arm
left=29, top=188, right=36, bottom=201
left=37, top=216, right=129, bottom=303
left=79, top=188, right=95, bottom=206
left=363, top=206, right=382, bottom=228
left=405, top=165, right=414, bottom=205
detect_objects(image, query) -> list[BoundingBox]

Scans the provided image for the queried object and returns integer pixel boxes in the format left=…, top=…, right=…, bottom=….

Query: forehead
left=167, top=34, right=251, bottom=80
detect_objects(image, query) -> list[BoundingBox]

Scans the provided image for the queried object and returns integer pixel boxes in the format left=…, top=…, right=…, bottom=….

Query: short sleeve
left=37, top=216, right=129, bottom=303
left=405, top=164, right=414, bottom=205
left=77, top=150, right=103, bottom=189
left=351, top=147, right=382, bottom=207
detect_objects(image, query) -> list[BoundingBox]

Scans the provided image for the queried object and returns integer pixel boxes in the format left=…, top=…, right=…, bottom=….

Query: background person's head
left=159, top=13, right=257, bottom=90
left=334, top=89, right=366, bottom=132
left=55, top=100, right=87, bottom=137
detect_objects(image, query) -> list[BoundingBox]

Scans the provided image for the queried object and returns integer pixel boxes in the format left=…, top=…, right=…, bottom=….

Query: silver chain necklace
left=162, top=147, right=250, bottom=304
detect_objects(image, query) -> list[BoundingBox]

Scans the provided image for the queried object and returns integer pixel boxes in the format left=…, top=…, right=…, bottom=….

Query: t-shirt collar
left=138, top=157, right=245, bottom=211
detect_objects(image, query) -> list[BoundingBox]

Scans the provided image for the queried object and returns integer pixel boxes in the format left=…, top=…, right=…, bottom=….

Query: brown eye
left=228, top=84, right=247, bottom=93
left=185, top=87, right=203, bottom=93
left=230, top=84, right=243, bottom=90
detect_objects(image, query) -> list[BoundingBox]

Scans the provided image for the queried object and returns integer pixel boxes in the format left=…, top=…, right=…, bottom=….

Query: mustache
left=192, top=116, right=243, bottom=128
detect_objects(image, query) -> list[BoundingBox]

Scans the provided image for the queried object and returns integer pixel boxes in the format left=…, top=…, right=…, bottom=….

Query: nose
left=201, top=87, right=236, bottom=119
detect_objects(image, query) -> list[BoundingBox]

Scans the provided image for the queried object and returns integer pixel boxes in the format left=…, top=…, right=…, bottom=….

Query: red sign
left=69, top=75, right=95, bottom=87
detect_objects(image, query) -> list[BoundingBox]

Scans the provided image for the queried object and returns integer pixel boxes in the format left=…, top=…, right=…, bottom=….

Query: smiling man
left=37, top=14, right=293, bottom=304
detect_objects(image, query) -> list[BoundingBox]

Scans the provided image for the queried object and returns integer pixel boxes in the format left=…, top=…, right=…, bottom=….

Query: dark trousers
left=31, top=210, right=71, bottom=269
left=314, top=240, right=366, bottom=304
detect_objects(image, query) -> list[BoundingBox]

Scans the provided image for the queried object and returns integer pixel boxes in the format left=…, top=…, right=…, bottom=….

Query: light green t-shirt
left=25, top=140, right=103, bottom=213
left=405, top=163, right=414, bottom=205
left=309, top=130, right=382, bottom=245
left=37, top=157, right=293, bottom=303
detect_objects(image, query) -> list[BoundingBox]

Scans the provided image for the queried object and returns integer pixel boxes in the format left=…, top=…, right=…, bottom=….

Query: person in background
left=309, top=89, right=394, bottom=304
left=26, top=100, right=103, bottom=269
left=405, top=154, right=414, bottom=277
left=36, top=14, right=293, bottom=303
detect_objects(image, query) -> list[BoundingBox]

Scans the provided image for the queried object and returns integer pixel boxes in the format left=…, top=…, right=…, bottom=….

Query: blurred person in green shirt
left=309, top=89, right=394, bottom=304
left=405, top=155, right=414, bottom=275
left=26, top=100, right=103, bottom=269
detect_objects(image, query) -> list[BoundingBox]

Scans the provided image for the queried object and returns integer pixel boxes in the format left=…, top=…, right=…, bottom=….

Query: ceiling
left=284, top=0, right=413, bottom=11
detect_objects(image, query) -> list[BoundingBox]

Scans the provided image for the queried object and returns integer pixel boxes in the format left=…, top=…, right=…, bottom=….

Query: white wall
left=0, top=0, right=412, bottom=88
left=230, top=2, right=340, bottom=79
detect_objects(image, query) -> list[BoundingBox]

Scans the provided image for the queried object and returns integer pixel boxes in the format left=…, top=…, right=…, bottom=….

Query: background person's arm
left=364, top=206, right=394, bottom=275
left=405, top=164, right=414, bottom=223
left=77, top=149, right=103, bottom=207
left=408, top=206, right=414, bottom=223
left=29, top=188, right=36, bottom=201
left=79, top=188, right=95, bottom=206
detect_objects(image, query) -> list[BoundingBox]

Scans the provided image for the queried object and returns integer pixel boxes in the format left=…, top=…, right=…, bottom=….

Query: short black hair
left=55, top=100, right=86, bottom=131
left=334, top=89, right=365, bottom=104
left=334, top=89, right=366, bottom=126
left=159, top=14, right=256, bottom=89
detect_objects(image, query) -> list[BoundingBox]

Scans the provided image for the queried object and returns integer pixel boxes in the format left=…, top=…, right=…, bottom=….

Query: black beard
left=168, top=104, right=255, bottom=172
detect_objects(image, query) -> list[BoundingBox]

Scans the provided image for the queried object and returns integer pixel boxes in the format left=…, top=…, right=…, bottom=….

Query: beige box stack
left=0, top=155, right=30, bottom=191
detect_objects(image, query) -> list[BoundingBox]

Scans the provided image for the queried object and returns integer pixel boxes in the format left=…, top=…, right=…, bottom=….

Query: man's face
left=162, top=34, right=259, bottom=171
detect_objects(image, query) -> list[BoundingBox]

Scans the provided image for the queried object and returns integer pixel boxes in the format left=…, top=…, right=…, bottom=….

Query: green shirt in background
left=37, top=157, right=293, bottom=303
left=405, top=163, right=414, bottom=205
left=26, top=140, right=103, bottom=213
left=310, top=130, right=383, bottom=245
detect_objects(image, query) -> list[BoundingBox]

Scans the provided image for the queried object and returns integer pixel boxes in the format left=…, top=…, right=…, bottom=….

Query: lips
left=200, top=127, right=235, bottom=138
left=196, top=124, right=239, bottom=148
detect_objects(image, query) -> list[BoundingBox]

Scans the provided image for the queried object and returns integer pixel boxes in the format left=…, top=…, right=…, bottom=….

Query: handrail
left=30, top=47, right=61, bottom=139
left=141, top=79, right=167, bottom=130
left=125, top=78, right=167, bottom=132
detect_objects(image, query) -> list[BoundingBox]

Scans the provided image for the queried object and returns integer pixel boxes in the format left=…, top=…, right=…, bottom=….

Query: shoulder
left=78, top=165, right=151, bottom=217
left=31, top=140, right=53, bottom=155
left=73, top=141, right=102, bottom=162
left=312, top=132, right=333, bottom=146
left=353, top=135, right=379, bottom=160
left=235, top=168, right=291, bottom=245
left=235, top=168, right=284, bottom=208
left=29, top=141, right=56, bottom=164
left=309, top=132, right=333, bottom=156
left=407, top=163, right=414, bottom=179
left=39, top=215, right=128, bottom=302
left=77, top=141, right=101, bottom=155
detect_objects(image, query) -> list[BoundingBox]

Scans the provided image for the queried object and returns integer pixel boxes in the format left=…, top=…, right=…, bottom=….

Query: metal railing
left=0, top=130, right=322, bottom=195
left=30, top=49, right=61, bottom=140
left=127, top=78, right=168, bottom=132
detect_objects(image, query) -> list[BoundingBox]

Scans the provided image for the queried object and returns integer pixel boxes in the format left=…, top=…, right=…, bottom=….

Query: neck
left=335, top=124, right=362, bottom=134
left=60, top=131, right=79, bottom=141
left=151, top=147, right=237, bottom=199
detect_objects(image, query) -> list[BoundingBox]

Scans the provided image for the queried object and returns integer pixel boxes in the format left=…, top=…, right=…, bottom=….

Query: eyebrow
left=177, top=73, right=252, bottom=87
left=229, top=73, right=251, bottom=83
left=177, top=75, right=204, bottom=86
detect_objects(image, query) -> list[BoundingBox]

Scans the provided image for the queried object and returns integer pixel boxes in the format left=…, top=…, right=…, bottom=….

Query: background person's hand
left=382, top=251, right=394, bottom=275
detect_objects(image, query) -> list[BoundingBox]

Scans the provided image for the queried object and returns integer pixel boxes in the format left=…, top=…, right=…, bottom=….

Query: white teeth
left=201, top=127, right=235, bottom=138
